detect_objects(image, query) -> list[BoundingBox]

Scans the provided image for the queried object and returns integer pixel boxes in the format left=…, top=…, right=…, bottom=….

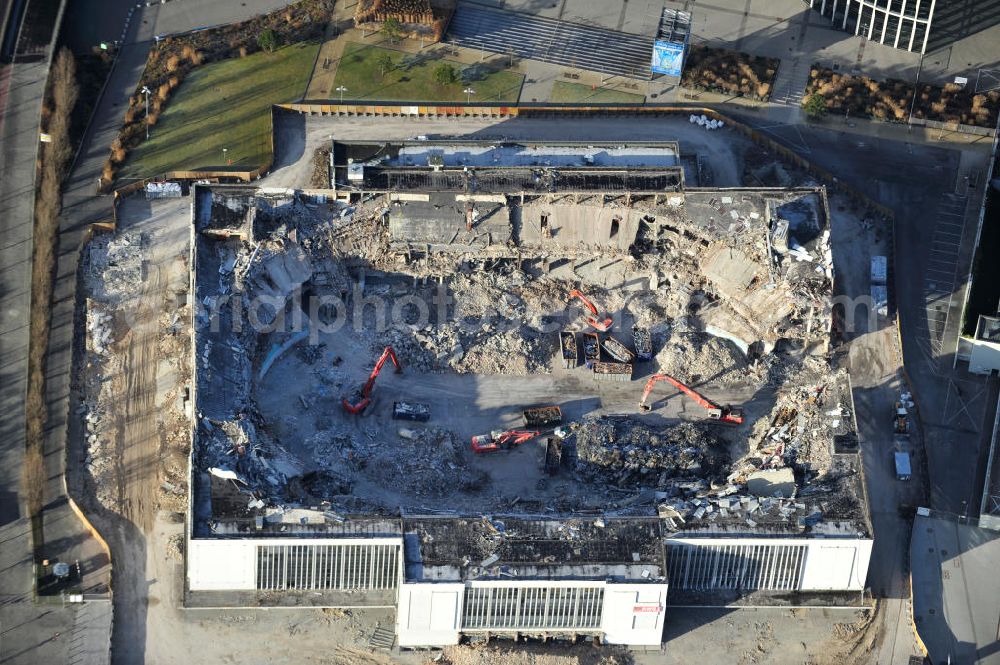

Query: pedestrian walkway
left=770, top=57, right=809, bottom=108
left=68, top=600, right=112, bottom=665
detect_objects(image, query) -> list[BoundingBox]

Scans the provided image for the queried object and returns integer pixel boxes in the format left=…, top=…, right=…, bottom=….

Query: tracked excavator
left=639, top=373, right=744, bottom=425
left=567, top=289, right=612, bottom=331
left=342, top=346, right=401, bottom=414
left=470, top=429, right=541, bottom=453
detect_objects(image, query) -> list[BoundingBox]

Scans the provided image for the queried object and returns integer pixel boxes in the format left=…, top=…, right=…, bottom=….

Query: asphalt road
left=0, top=43, right=111, bottom=665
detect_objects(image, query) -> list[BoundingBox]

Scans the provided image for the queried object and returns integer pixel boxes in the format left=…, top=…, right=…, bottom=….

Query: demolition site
left=81, top=138, right=873, bottom=647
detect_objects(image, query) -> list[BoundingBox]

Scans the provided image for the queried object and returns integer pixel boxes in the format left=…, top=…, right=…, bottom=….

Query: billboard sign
left=651, top=40, right=685, bottom=77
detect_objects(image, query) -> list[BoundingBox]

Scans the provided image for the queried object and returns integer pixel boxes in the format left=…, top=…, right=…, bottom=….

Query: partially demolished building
left=184, top=140, right=871, bottom=648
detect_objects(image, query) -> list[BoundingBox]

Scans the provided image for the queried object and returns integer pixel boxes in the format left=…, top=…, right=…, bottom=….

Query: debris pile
left=86, top=303, right=114, bottom=356
left=179, top=186, right=862, bottom=528
left=746, top=368, right=854, bottom=475
left=654, top=332, right=747, bottom=384
left=84, top=230, right=145, bottom=302
left=575, top=418, right=729, bottom=484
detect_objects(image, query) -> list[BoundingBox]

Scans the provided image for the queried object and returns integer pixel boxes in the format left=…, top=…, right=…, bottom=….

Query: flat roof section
left=403, top=516, right=665, bottom=582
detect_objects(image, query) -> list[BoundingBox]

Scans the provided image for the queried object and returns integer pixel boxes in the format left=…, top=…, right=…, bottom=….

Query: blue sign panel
left=651, top=40, right=685, bottom=76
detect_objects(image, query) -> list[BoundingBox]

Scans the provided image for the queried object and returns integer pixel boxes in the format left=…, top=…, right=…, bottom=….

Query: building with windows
left=805, top=0, right=936, bottom=53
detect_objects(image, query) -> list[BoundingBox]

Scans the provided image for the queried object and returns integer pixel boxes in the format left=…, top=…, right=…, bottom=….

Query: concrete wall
left=187, top=537, right=403, bottom=591
left=396, top=580, right=667, bottom=647
left=968, top=338, right=1000, bottom=375
left=600, top=583, right=668, bottom=646
left=397, top=583, right=465, bottom=647
left=520, top=202, right=643, bottom=252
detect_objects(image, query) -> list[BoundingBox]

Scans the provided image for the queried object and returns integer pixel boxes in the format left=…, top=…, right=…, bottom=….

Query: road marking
left=922, top=192, right=970, bottom=357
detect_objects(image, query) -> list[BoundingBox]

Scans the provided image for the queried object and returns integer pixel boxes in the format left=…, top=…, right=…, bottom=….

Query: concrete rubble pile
left=746, top=368, right=853, bottom=476
left=367, top=426, right=479, bottom=500
left=84, top=229, right=146, bottom=302
left=86, top=303, right=114, bottom=356
left=78, top=233, right=147, bottom=510
left=575, top=418, right=729, bottom=485
left=654, top=331, right=747, bottom=385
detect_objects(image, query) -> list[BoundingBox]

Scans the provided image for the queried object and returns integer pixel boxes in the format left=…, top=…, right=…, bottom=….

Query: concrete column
left=879, top=2, right=891, bottom=43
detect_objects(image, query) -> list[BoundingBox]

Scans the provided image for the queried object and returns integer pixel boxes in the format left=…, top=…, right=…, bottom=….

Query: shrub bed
left=680, top=45, right=778, bottom=101
left=805, top=66, right=1000, bottom=127
left=353, top=0, right=455, bottom=42
left=104, top=0, right=333, bottom=186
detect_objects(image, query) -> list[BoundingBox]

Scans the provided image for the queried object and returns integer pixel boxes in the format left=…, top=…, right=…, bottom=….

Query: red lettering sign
left=633, top=605, right=661, bottom=613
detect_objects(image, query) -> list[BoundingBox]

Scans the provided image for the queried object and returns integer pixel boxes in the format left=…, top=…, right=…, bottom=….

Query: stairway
left=770, top=58, right=810, bottom=107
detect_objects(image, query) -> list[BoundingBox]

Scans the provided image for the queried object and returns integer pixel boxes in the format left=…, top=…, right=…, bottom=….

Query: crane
left=638, top=373, right=744, bottom=425
left=567, top=289, right=612, bottom=331
left=470, top=429, right=541, bottom=453
left=342, top=346, right=402, bottom=414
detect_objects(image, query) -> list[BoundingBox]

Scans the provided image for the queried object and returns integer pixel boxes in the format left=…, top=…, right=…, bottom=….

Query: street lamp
left=140, top=85, right=151, bottom=140
left=336, top=85, right=347, bottom=103
left=464, top=87, right=475, bottom=104
left=222, top=147, right=228, bottom=165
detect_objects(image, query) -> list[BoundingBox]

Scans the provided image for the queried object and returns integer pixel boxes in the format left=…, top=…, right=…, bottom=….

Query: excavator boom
left=567, top=289, right=613, bottom=331
left=470, top=429, right=541, bottom=453
left=639, top=373, right=743, bottom=425
left=342, top=346, right=402, bottom=414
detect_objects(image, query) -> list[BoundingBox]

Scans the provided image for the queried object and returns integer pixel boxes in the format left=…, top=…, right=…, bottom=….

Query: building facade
left=806, top=0, right=937, bottom=53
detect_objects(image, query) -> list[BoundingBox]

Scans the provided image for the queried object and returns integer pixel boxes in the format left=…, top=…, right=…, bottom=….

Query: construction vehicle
left=638, top=373, right=744, bottom=425
left=592, top=361, right=632, bottom=382
left=560, top=331, right=578, bottom=368
left=632, top=326, right=652, bottom=360
left=893, top=401, right=909, bottom=434
left=470, top=429, right=541, bottom=453
left=523, top=405, right=562, bottom=428
left=602, top=336, right=635, bottom=363
left=342, top=346, right=401, bottom=414
left=582, top=332, right=601, bottom=367
left=568, top=289, right=612, bottom=331
left=392, top=401, right=430, bottom=422
left=543, top=437, right=563, bottom=475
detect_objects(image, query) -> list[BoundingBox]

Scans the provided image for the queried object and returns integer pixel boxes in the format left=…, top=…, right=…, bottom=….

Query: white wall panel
left=397, top=583, right=464, bottom=647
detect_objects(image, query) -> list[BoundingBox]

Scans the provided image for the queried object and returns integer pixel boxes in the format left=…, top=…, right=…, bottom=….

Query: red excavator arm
left=568, top=289, right=612, bottom=331
left=639, top=373, right=744, bottom=425
left=470, top=429, right=541, bottom=453
left=342, top=346, right=402, bottom=414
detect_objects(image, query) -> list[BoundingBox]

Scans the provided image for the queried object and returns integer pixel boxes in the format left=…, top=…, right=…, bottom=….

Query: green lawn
left=120, top=42, right=319, bottom=178
left=549, top=81, right=645, bottom=104
left=332, top=42, right=524, bottom=102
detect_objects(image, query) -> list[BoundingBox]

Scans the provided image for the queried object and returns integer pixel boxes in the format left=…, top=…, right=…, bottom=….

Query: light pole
left=336, top=85, right=347, bottom=103
left=222, top=147, right=228, bottom=165
left=140, top=85, right=151, bottom=140
left=464, top=87, right=475, bottom=104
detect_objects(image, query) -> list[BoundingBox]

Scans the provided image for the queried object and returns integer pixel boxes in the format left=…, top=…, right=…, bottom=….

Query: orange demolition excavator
left=567, top=289, right=612, bottom=331
left=638, top=373, right=744, bottom=425
left=342, top=346, right=401, bottom=414
left=470, top=429, right=541, bottom=453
